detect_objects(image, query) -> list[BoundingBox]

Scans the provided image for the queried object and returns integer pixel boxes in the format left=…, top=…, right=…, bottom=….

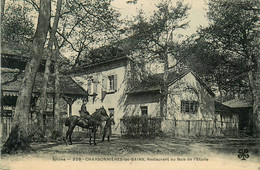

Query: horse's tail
left=65, top=117, right=70, bottom=126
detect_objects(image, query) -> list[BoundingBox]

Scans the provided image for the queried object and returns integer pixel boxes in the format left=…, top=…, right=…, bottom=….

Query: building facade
left=1, top=45, right=88, bottom=140
left=68, top=57, right=132, bottom=134
left=68, top=55, right=239, bottom=136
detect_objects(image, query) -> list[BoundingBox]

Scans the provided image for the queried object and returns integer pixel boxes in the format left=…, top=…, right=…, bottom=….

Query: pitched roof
left=222, top=99, right=252, bottom=108
left=127, top=82, right=161, bottom=94
left=80, top=36, right=141, bottom=67
left=127, top=69, right=215, bottom=97
left=1, top=69, right=88, bottom=98
left=214, top=101, right=234, bottom=115
left=127, top=69, right=190, bottom=94
left=1, top=42, right=69, bottom=64
left=66, top=56, right=130, bottom=75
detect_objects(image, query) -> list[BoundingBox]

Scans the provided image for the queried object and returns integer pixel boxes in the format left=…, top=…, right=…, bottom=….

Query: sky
left=111, top=0, right=209, bottom=37
left=6, top=0, right=209, bottom=38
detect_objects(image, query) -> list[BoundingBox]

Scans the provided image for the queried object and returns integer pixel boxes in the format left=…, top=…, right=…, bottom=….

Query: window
left=108, top=75, right=114, bottom=90
left=108, top=75, right=117, bottom=91
left=181, top=100, right=199, bottom=114
left=2, top=110, right=12, bottom=117
left=108, top=108, right=114, bottom=116
left=87, top=77, right=98, bottom=95
left=141, top=106, right=148, bottom=116
left=93, top=80, right=97, bottom=94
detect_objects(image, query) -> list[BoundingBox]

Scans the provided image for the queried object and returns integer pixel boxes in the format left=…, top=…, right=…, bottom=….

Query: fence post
left=199, top=118, right=202, bottom=136
left=174, top=118, right=177, bottom=137
left=188, top=120, right=190, bottom=135
left=206, top=120, right=209, bottom=136
left=226, top=122, right=228, bottom=130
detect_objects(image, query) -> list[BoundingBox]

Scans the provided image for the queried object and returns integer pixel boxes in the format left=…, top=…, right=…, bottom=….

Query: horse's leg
left=66, top=130, right=69, bottom=145
left=66, top=125, right=72, bottom=145
left=68, top=125, right=76, bottom=145
left=89, top=129, right=92, bottom=145
left=93, top=128, right=97, bottom=146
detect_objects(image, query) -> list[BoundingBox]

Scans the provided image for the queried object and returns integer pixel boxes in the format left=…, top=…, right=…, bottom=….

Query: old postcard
left=1, top=0, right=260, bottom=169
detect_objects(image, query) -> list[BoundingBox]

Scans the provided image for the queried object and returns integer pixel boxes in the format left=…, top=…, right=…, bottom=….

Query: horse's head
left=91, top=106, right=109, bottom=122
left=99, top=106, right=108, bottom=118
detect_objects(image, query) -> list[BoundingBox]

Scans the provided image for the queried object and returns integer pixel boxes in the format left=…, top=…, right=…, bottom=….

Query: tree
left=182, top=35, right=250, bottom=102
left=25, top=0, right=120, bottom=139
left=2, top=0, right=51, bottom=153
left=200, top=0, right=260, bottom=135
left=56, top=0, right=121, bottom=67
left=128, top=0, right=190, bottom=118
left=33, top=0, right=62, bottom=139
left=1, top=4, right=34, bottom=45
left=1, top=0, right=5, bottom=20
left=1, top=4, right=35, bottom=87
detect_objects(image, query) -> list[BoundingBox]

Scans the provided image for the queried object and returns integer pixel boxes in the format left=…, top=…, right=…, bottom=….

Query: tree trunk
left=1, top=0, right=51, bottom=154
left=160, top=51, right=169, bottom=118
left=1, top=0, right=5, bottom=20
left=35, top=55, right=52, bottom=132
left=248, top=71, right=260, bottom=137
left=52, top=37, right=62, bottom=139
left=34, top=0, right=62, bottom=139
left=247, top=50, right=260, bottom=137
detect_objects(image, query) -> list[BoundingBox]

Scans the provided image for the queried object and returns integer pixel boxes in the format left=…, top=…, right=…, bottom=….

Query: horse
left=64, top=106, right=108, bottom=145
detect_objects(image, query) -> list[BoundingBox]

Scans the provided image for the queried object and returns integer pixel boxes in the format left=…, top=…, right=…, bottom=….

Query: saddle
left=79, top=110, right=90, bottom=119
left=78, top=117, right=93, bottom=129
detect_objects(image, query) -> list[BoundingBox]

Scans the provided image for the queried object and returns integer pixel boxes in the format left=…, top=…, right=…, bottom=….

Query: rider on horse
left=80, top=99, right=90, bottom=120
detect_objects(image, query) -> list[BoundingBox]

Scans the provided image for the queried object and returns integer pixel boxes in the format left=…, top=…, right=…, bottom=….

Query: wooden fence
left=2, top=116, right=239, bottom=141
left=1, top=112, right=69, bottom=141
left=1, top=115, right=104, bottom=142
left=1, top=117, right=13, bottom=141
left=162, top=119, right=238, bottom=137
left=120, top=117, right=239, bottom=137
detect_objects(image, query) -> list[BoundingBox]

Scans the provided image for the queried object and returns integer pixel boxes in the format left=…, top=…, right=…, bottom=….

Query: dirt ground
left=1, top=134, right=260, bottom=170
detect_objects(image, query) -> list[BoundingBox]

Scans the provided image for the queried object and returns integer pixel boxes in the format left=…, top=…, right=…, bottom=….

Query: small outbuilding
left=223, top=99, right=253, bottom=134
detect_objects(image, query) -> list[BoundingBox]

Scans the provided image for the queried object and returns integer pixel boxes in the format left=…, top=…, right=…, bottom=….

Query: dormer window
left=141, top=106, right=148, bottom=116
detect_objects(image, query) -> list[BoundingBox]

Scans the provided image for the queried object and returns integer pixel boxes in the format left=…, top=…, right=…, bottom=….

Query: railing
left=162, top=119, right=238, bottom=137
left=120, top=117, right=239, bottom=137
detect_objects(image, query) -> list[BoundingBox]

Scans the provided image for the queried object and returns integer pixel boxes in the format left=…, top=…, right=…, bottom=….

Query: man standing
left=102, top=112, right=115, bottom=142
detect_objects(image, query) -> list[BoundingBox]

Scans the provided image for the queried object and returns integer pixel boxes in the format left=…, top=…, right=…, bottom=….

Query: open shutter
left=101, top=77, right=107, bottom=101
left=93, top=77, right=97, bottom=94
left=114, top=74, right=117, bottom=91
left=102, top=77, right=108, bottom=91
left=87, top=80, right=92, bottom=94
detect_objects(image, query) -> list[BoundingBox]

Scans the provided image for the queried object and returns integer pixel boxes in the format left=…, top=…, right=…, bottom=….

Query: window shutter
left=101, top=77, right=107, bottom=101
left=102, top=77, right=108, bottom=91
left=87, top=80, right=92, bottom=94
left=114, top=74, right=117, bottom=91
left=195, top=101, right=199, bottom=112
left=181, top=100, right=184, bottom=113
left=93, top=77, right=97, bottom=94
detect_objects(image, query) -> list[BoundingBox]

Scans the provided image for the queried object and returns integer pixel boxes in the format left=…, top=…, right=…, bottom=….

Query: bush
left=121, top=115, right=162, bottom=137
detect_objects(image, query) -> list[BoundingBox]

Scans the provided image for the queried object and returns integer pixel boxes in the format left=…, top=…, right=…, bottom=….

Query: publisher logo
left=238, top=149, right=249, bottom=160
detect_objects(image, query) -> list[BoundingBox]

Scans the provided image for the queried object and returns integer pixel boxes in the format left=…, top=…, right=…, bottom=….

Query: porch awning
left=1, top=71, right=88, bottom=99
left=2, top=91, right=39, bottom=97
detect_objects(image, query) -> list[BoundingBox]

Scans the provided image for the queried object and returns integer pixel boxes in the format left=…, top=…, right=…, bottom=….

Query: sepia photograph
left=1, top=0, right=260, bottom=169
